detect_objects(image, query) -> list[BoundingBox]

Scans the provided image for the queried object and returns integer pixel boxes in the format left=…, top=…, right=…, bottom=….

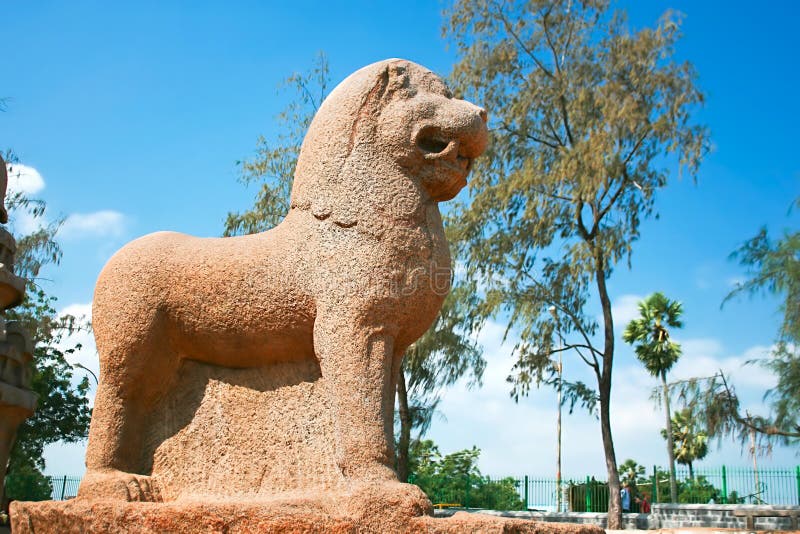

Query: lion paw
left=78, top=470, right=162, bottom=502
left=339, top=480, right=433, bottom=521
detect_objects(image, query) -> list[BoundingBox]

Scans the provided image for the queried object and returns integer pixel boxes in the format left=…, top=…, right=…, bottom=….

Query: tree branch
left=575, top=198, right=594, bottom=241
left=541, top=8, right=562, bottom=76
left=519, top=270, right=603, bottom=361
left=500, top=122, right=562, bottom=150
left=544, top=114, right=567, bottom=146
left=529, top=186, right=576, bottom=203
left=568, top=344, right=600, bottom=371
left=623, top=130, right=649, bottom=166
left=718, top=373, right=800, bottom=439
left=492, top=1, right=555, bottom=80
left=559, top=95, right=575, bottom=146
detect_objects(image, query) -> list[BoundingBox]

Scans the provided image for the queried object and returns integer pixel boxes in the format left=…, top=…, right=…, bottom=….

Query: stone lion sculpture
left=79, top=59, right=488, bottom=503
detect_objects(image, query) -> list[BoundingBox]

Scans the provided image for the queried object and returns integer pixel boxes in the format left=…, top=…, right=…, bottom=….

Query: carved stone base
left=11, top=499, right=604, bottom=533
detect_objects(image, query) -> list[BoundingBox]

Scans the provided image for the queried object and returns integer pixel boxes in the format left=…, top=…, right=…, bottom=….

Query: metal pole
left=721, top=465, right=728, bottom=504
left=556, top=345, right=563, bottom=512
left=524, top=475, right=529, bottom=510
left=652, top=465, right=657, bottom=504
left=750, top=428, right=760, bottom=501
left=585, top=476, right=592, bottom=512
left=795, top=466, right=799, bottom=505
left=61, top=475, right=67, bottom=500
left=550, top=306, right=563, bottom=514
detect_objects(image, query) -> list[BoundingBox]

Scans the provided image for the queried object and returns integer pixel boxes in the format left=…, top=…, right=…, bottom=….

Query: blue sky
left=2, top=1, right=798, bottom=479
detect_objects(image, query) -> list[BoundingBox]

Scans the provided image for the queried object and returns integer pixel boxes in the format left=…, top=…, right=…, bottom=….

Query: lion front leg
left=314, top=311, right=399, bottom=482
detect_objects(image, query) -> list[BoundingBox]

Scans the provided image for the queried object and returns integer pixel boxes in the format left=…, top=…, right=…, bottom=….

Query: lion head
left=289, top=59, right=487, bottom=230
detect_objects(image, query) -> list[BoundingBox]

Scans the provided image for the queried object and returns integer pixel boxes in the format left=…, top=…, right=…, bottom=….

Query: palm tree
left=623, top=292, right=684, bottom=503
left=663, top=408, right=708, bottom=480
left=618, top=458, right=647, bottom=488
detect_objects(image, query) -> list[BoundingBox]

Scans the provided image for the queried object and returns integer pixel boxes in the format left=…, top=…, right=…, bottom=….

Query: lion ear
left=387, top=63, right=410, bottom=93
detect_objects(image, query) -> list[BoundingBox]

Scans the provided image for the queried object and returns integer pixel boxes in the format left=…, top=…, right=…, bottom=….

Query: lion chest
left=308, top=211, right=450, bottom=342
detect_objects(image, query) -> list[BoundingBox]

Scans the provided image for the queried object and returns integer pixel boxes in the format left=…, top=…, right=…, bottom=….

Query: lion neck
left=290, top=141, right=441, bottom=238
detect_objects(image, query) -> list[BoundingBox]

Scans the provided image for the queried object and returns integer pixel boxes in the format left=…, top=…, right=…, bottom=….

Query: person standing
left=621, top=483, right=631, bottom=512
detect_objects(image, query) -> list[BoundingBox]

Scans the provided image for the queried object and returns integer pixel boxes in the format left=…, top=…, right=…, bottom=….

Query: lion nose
left=457, top=106, right=489, bottom=159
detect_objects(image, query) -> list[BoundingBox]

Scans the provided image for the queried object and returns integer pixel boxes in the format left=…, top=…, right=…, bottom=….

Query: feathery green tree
left=444, top=0, right=708, bottom=525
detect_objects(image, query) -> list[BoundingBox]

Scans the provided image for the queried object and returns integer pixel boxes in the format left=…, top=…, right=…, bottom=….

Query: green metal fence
left=45, top=466, right=800, bottom=509
left=47, top=475, right=81, bottom=501
left=662, top=466, right=800, bottom=506
left=419, top=466, right=800, bottom=511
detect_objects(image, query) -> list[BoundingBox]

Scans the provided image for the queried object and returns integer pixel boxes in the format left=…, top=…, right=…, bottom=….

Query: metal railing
left=418, top=466, right=800, bottom=511
left=45, top=466, right=800, bottom=509
left=46, top=475, right=81, bottom=501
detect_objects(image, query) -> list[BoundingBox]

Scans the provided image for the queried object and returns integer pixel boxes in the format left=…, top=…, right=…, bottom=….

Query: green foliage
left=408, top=439, right=524, bottom=510
left=728, top=222, right=800, bottom=342
left=623, top=292, right=683, bottom=377
left=7, top=288, right=92, bottom=473
left=223, top=52, right=329, bottom=236
left=677, top=475, right=719, bottom=504
left=618, top=458, right=647, bottom=487
left=444, top=0, right=707, bottom=523
left=663, top=408, right=708, bottom=477
left=4, top=457, right=52, bottom=502
left=472, top=477, right=527, bottom=511
left=760, top=342, right=800, bottom=439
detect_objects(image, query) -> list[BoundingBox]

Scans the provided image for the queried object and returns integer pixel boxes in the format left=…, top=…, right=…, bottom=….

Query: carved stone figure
left=11, top=61, right=603, bottom=534
left=76, top=58, right=487, bottom=504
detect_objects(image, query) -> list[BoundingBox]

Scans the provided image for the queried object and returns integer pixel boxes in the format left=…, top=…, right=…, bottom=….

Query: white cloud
left=5, top=162, right=45, bottom=195
left=671, top=338, right=775, bottom=390
left=4, top=163, right=47, bottom=235
left=611, top=294, right=644, bottom=331
left=59, top=210, right=126, bottom=239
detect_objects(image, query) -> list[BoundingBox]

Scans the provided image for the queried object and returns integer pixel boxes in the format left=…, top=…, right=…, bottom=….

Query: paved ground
left=610, top=531, right=733, bottom=534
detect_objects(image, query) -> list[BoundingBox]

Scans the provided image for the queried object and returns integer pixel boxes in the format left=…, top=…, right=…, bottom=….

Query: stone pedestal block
left=11, top=499, right=604, bottom=534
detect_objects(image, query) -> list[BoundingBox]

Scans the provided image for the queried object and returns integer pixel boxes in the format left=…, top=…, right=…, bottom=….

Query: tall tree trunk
left=688, top=461, right=694, bottom=481
left=594, top=250, right=622, bottom=529
left=661, top=370, right=678, bottom=502
left=396, top=366, right=411, bottom=483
